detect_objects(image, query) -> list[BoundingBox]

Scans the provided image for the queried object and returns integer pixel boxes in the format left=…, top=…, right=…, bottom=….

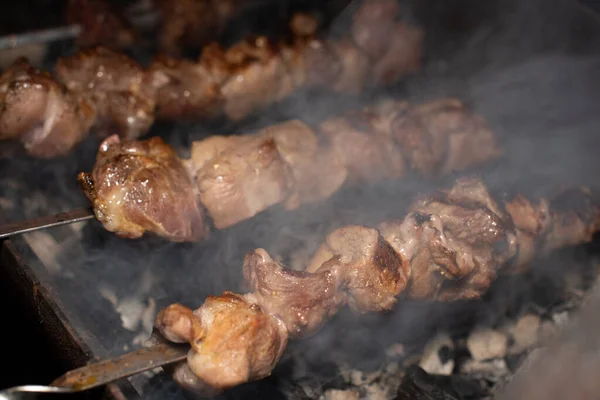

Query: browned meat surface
left=531, top=188, right=599, bottom=253
left=370, top=23, right=424, bottom=85
left=330, top=39, right=371, bottom=93
left=0, top=59, right=95, bottom=158
left=300, top=38, right=342, bottom=88
left=149, top=56, right=223, bottom=120
left=399, top=181, right=514, bottom=299
left=289, top=12, right=320, bottom=37
left=265, top=120, right=347, bottom=209
left=307, top=225, right=409, bottom=312
left=78, top=135, right=207, bottom=241
left=146, top=0, right=424, bottom=123
left=194, top=132, right=293, bottom=229
left=188, top=119, right=347, bottom=228
left=320, top=115, right=405, bottom=183
left=81, top=98, right=501, bottom=240
left=391, top=98, right=501, bottom=176
left=155, top=303, right=203, bottom=343
left=189, top=135, right=243, bottom=169
left=156, top=177, right=600, bottom=395
left=66, top=0, right=136, bottom=49
left=156, top=293, right=288, bottom=395
left=352, top=0, right=400, bottom=59
left=220, top=37, right=294, bottom=120
left=244, top=248, right=344, bottom=337
left=55, top=47, right=155, bottom=139
left=153, top=0, right=240, bottom=56
left=2, top=1, right=425, bottom=158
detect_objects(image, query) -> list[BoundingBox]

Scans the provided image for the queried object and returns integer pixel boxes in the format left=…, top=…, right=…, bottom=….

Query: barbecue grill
left=2, top=0, right=600, bottom=399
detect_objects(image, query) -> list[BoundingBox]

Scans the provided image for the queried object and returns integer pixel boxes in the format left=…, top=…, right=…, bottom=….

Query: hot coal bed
left=2, top=0, right=600, bottom=399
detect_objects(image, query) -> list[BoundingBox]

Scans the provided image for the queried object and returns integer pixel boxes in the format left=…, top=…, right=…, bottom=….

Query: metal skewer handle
left=0, top=338, right=188, bottom=398
left=0, top=208, right=95, bottom=240
left=0, top=385, right=75, bottom=399
left=0, top=25, right=82, bottom=51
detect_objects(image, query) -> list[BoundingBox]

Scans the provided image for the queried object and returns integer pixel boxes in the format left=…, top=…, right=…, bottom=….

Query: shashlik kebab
left=0, top=0, right=424, bottom=158
left=154, top=177, right=600, bottom=396
left=66, top=0, right=282, bottom=54
left=78, top=97, right=501, bottom=242
left=153, top=0, right=281, bottom=56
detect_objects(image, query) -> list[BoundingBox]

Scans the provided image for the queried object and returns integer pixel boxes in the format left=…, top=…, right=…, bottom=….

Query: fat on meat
left=0, top=59, right=95, bottom=157
left=79, top=135, right=207, bottom=241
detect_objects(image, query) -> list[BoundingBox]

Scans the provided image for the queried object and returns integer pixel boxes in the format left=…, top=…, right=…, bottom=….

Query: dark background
left=0, top=271, right=65, bottom=389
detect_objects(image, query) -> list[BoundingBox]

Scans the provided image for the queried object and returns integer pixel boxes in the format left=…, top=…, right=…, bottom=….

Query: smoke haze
left=1, top=0, right=600, bottom=398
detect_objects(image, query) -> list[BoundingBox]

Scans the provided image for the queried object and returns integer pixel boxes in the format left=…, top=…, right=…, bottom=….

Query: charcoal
left=393, top=365, right=463, bottom=400
left=459, top=359, right=509, bottom=383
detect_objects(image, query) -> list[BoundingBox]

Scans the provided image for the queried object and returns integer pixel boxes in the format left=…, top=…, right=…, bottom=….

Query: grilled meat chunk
left=153, top=0, right=240, bottom=56
left=56, top=47, right=155, bottom=140
left=320, top=114, right=405, bottom=183
left=329, top=39, right=371, bottom=93
left=78, top=135, right=207, bottom=241
left=307, top=225, right=409, bottom=312
left=391, top=98, right=501, bottom=176
left=0, top=59, right=95, bottom=157
left=149, top=56, right=223, bottom=120
left=220, top=37, right=294, bottom=120
left=156, top=294, right=288, bottom=395
left=400, top=183, right=515, bottom=300
left=157, top=178, right=600, bottom=395
left=66, top=0, right=136, bottom=49
left=244, top=249, right=344, bottom=337
left=155, top=303, right=203, bottom=343
left=289, top=12, right=320, bottom=37
left=370, top=23, right=424, bottom=85
left=352, top=0, right=400, bottom=59
left=193, top=132, right=293, bottom=229
left=265, top=120, right=347, bottom=209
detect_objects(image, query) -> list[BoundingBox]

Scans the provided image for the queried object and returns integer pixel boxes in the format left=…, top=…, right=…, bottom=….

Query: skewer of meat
left=154, top=177, right=600, bottom=395
left=0, top=0, right=424, bottom=158
left=153, top=0, right=275, bottom=56
left=66, top=0, right=282, bottom=53
left=78, top=97, right=501, bottom=242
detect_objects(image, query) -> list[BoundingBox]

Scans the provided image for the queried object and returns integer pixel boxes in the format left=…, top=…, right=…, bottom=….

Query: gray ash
left=2, top=0, right=600, bottom=398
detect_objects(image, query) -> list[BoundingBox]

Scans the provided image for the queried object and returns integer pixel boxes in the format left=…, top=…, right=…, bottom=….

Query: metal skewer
left=0, top=208, right=95, bottom=240
left=0, top=334, right=188, bottom=398
left=0, top=25, right=82, bottom=51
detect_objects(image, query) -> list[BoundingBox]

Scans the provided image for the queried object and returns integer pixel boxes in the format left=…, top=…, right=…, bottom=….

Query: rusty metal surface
left=52, top=339, right=187, bottom=392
